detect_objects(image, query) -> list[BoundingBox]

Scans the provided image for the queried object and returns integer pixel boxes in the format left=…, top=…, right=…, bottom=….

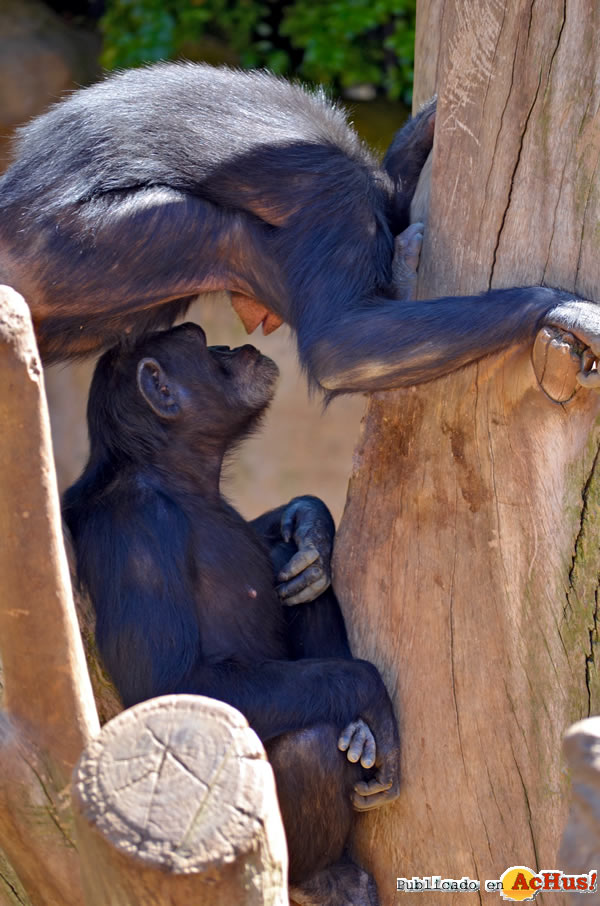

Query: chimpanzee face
left=162, top=321, right=279, bottom=409
left=131, top=322, right=280, bottom=439
left=88, top=323, right=280, bottom=455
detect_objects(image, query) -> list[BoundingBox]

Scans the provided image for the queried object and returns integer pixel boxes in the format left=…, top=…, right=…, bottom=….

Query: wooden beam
left=0, top=286, right=99, bottom=776
left=0, top=284, right=100, bottom=903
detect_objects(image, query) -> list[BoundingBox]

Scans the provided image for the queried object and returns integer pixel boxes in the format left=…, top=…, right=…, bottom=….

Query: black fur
left=63, top=322, right=400, bottom=899
left=0, top=62, right=587, bottom=393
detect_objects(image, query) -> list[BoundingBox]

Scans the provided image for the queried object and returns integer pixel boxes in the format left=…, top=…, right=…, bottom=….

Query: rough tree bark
left=0, top=285, right=99, bottom=905
left=334, top=2, right=600, bottom=904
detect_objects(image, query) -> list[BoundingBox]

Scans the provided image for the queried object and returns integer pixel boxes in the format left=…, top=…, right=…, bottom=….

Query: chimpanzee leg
left=383, top=96, right=436, bottom=234
left=267, top=725, right=377, bottom=905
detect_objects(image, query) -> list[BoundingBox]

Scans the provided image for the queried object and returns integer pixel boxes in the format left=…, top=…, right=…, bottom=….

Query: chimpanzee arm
left=303, top=286, right=589, bottom=394
left=283, top=587, right=352, bottom=660
left=181, top=654, right=391, bottom=738
left=252, top=496, right=351, bottom=658
left=251, top=495, right=335, bottom=604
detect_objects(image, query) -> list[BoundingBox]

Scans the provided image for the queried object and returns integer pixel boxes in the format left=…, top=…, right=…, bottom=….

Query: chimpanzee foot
left=392, top=222, right=424, bottom=301
left=290, top=859, right=379, bottom=906
left=338, top=718, right=376, bottom=768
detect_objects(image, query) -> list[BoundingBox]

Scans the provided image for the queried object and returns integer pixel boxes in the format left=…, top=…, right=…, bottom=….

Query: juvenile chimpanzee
left=63, top=322, right=400, bottom=905
left=2, top=62, right=599, bottom=392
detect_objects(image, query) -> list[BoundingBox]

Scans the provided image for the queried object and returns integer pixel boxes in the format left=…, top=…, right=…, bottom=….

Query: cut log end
left=73, top=694, right=280, bottom=870
left=72, top=695, right=289, bottom=905
left=0, top=286, right=40, bottom=373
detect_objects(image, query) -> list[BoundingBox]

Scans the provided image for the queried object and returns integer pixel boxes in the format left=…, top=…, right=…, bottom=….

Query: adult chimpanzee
left=2, top=62, right=599, bottom=392
left=63, top=322, right=400, bottom=905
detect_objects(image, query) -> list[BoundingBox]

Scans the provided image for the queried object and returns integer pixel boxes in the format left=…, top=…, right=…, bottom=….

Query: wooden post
left=72, top=695, right=289, bottom=906
left=0, top=285, right=99, bottom=904
left=334, top=2, right=600, bottom=903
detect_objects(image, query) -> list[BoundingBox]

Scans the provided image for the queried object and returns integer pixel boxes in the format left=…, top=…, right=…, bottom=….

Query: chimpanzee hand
left=276, top=496, right=335, bottom=604
left=339, top=718, right=401, bottom=811
left=392, top=221, right=424, bottom=301
left=351, top=758, right=400, bottom=812
left=338, top=718, right=376, bottom=768
left=544, top=300, right=600, bottom=389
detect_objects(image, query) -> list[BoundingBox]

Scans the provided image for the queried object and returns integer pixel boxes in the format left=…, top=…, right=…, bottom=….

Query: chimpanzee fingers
left=577, top=349, right=600, bottom=389
left=352, top=769, right=400, bottom=811
left=545, top=300, right=600, bottom=361
left=352, top=785, right=399, bottom=812
left=277, top=573, right=328, bottom=605
left=394, top=223, right=424, bottom=270
left=280, top=501, right=302, bottom=544
left=277, top=545, right=319, bottom=581
left=337, top=719, right=376, bottom=768
left=276, top=555, right=329, bottom=603
left=353, top=776, right=393, bottom=797
left=277, top=538, right=332, bottom=603
left=577, top=368, right=600, bottom=389
left=392, top=223, right=424, bottom=301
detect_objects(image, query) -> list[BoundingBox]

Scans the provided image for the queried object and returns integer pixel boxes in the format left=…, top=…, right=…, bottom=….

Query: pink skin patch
left=231, top=293, right=283, bottom=336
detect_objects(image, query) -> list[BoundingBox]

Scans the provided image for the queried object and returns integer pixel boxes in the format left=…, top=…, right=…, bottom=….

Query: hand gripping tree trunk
left=333, top=2, right=600, bottom=904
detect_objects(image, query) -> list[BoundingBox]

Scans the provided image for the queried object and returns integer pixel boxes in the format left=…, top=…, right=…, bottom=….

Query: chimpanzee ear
left=136, top=357, right=181, bottom=420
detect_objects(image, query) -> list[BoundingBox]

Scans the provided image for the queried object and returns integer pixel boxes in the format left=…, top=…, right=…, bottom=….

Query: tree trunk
left=334, top=2, right=600, bottom=904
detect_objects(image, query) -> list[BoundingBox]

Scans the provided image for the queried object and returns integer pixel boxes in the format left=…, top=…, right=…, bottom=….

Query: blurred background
left=0, top=0, right=415, bottom=523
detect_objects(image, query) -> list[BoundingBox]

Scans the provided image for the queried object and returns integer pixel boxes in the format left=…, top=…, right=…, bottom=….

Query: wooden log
left=0, top=285, right=100, bottom=904
left=0, top=713, right=82, bottom=906
left=334, top=2, right=600, bottom=903
left=559, top=717, right=600, bottom=902
left=0, top=285, right=99, bottom=774
left=0, top=847, right=32, bottom=906
left=72, top=695, right=289, bottom=906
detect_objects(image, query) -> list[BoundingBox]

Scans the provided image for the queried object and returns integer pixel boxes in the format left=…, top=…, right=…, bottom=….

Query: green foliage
left=100, top=0, right=415, bottom=102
